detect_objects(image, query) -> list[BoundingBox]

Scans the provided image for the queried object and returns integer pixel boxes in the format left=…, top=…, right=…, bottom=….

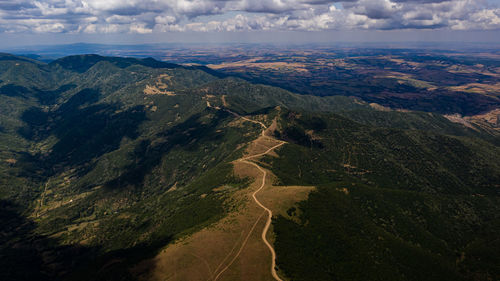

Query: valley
left=0, top=52, right=499, bottom=281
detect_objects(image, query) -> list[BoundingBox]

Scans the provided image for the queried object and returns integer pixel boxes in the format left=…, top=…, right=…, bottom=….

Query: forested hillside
left=0, top=53, right=498, bottom=281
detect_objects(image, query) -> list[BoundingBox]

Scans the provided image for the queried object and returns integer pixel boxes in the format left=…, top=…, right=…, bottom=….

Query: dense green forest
left=266, top=110, right=500, bottom=281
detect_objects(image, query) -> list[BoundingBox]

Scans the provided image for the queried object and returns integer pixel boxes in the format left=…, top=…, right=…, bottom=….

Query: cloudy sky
left=0, top=0, right=499, bottom=46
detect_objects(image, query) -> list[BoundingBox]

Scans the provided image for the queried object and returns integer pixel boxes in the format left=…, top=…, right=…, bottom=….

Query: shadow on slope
left=105, top=108, right=230, bottom=190
left=18, top=88, right=148, bottom=172
left=0, top=200, right=94, bottom=281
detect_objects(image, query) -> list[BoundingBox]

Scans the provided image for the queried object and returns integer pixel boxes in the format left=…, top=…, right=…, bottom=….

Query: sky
left=0, top=0, right=499, bottom=47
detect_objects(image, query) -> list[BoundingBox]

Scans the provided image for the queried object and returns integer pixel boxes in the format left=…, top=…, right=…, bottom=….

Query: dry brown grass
left=471, top=108, right=500, bottom=125
left=447, top=65, right=500, bottom=78
left=258, top=185, right=315, bottom=219
left=444, top=108, right=500, bottom=134
left=144, top=74, right=176, bottom=96
left=386, top=57, right=422, bottom=68
left=369, top=103, right=392, bottom=112
left=4, top=158, right=17, bottom=164
left=443, top=114, right=477, bottom=129
left=243, top=136, right=282, bottom=157
left=143, top=85, right=175, bottom=96
left=449, top=83, right=500, bottom=96
left=221, top=95, right=228, bottom=107
left=208, top=59, right=308, bottom=73
left=132, top=119, right=314, bottom=281
left=132, top=167, right=272, bottom=281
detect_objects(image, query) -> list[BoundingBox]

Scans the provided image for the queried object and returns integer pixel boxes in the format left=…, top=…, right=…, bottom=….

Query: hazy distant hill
left=0, top=54, right=498, bottom=281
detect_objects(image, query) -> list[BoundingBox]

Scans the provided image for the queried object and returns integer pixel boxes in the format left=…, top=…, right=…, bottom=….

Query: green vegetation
left=0, top=54, right=256, bottom=280
left=273, top=183, right=499, bottom=281
left=267, top=110, right=500, bottom=281
left=0, top=53, right=498, bottom=281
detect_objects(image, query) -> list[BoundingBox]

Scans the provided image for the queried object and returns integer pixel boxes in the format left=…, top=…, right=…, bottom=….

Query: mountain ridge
left=0, top=53, right=498, bottom=281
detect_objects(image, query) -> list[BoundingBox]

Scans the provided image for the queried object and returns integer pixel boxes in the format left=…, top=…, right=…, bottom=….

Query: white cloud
left=451, top=8, right=500, bottom=30
left=0, top=0, right=498, bottom=33
left=33, top=1, right=68, bottom=16
left=33, top=21, right=66, bottom=33
left=155, top=15, right=177, bottom=24
left=129, top=22, right=153, bottom=33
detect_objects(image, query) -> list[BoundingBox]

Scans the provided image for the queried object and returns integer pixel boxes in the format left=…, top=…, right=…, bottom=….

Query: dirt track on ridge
left=212, top=106, right=285, bottom=281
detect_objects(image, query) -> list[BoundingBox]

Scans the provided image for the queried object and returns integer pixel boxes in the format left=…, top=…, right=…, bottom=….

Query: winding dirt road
left=222, top=109, right=285, bottom=281
left=206, top=102, right=285, bottom=281
left=239, top=144, right=285, bottom=281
